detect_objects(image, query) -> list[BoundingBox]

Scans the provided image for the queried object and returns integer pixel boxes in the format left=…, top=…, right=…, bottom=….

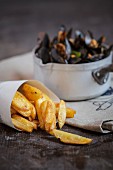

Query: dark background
left=0, top=0, right=113, bottom=60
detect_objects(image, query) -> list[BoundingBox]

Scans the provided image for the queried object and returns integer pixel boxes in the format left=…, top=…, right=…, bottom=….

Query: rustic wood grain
left=0, top=0, right=113, bottom=169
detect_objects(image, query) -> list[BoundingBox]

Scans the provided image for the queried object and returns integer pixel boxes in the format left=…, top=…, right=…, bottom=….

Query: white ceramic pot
left=33, top=51, right=113, bottom=101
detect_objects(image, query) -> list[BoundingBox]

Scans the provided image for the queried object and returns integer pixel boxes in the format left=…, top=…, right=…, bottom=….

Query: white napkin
left=0, top=52, right=113, bottom=133
left=66, top=90, right=113, bottom=133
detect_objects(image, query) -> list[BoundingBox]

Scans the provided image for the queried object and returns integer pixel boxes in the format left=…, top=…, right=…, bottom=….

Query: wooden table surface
left=0, top=0, right=113, bottom=170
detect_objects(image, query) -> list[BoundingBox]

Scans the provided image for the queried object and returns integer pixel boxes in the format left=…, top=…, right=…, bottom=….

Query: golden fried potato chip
left=30, top=120, right=39, bottom=130
left=21, top=83, right=51, bottom=102
left=65, top=107, right=76, bottom=118
left=44, top=101, right=56, bottom=132
left=50, top=129, right=92, bottom=145
left=58, top=100, right=66, bottom=129
left=55, top=103, right=76, bottom=118
left=35, top=98, right=47, bottom=129
left=12, top=114, right=34, bottom=132
left=11, top=91, right=36, bottom=119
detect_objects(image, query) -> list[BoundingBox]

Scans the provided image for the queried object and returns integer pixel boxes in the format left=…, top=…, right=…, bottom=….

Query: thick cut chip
left=30, top=120, right=39, bottom=130
left=35, top=99, right=56, bottom=131
left=44, top=101, right=56, bottom=132
left=35, top=98, right=47, bottom=129
left=12, top=114, right=34, bottom=132
left=65, top=108, right=76, bottom=118
left=50, top=129, right=92, bottom=144
left=11, top=91, right=36, bottom=119
left=58, top=100, right=66, bottom=129
left=21, top=83, right=51, bottom=102
left=55, top=103, right=76, bottom=118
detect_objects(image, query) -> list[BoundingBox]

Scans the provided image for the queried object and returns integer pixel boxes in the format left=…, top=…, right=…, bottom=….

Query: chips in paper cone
left=0, top=80, right=59, bottom=130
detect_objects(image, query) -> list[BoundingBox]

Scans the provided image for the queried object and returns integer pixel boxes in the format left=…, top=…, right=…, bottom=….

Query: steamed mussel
left=35, top=25, right=113, bottom=64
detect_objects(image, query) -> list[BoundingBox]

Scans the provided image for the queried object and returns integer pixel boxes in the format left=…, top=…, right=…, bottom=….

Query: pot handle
left=92, top=64, right=113, bottom=85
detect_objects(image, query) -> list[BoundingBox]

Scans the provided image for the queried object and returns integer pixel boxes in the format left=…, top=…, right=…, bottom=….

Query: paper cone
left=0, top=80, right=59, bottom=130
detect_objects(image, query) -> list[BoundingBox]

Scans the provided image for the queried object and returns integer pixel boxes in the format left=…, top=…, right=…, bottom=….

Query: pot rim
left=33, top=47, right=113, bottom=71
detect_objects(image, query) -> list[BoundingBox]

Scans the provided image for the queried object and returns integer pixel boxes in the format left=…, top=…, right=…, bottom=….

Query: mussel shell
left=97, top=36, right=106, bottom=46
left=67, top=28, right=73, bottom=39
left=74, top=37, right=85, bottom=49
left=51, top=48, right=66, bottom=64
left=87, top=30, right=94, bottom=39
left=75, top=30, right=84, bottom=39
left=36, top=32, right=50, bottom=49
left=68, top=57, right=81, bottom=64
left=65, top=39, right=71, bottom=60
left=51, top=36, right=58, bottom=46
left=85, top=33, right=92, bottom=45
left=38, top=46, right=51, bottom=64
left=104, top=45, right=113, bottom=57
left=88, top=54, right=104, bottom=62
left=42, top=33, right=50, bottom=48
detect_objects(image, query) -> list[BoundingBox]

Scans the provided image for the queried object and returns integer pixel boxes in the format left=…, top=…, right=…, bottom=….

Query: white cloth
left=0, top=52, right=113, bottom=133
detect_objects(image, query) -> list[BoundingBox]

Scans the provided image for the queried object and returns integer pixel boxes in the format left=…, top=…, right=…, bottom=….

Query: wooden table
left=0, top=0, right=113, bottom=169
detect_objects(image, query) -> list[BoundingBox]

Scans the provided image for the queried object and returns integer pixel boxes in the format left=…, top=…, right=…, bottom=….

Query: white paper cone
left=0, top=80, right=59, bottom=130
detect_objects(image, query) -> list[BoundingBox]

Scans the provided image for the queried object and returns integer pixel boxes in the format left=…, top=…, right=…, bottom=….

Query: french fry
left=65, top=108, right=76, bottom=118
left=31, top=105, right=36, bottom=120
left=32, top=120, right=39, bottom=129
left=35, top=99, right=48, bottom=129
left=35, top=99, right=56, bottom=131
left=44, top=101, right=56, bottom=132
left=10, top=107, right=17, bottom=115
left=11, top=91, right=36, bottom=119
left=30, top=120, right=39, bottom=130
left=12, top=114, right=34, bottom=132
left=58, top=100, right=66, bottom=129
left=50, top=129, right=92, bottom=145
left=55, top=103, right=76, bottom=118
left=21, top=83, right=51, bottom=102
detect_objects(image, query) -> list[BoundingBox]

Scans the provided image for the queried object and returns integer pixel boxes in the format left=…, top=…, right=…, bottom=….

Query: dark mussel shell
left=97, top=36, right=106, bottom=46
left=103, top=45, right=113, bottom=57
left=68, top=57, right=81, bottom=64
left=51, top=48, right=66, bottom=64
left=74, top=37, right=85, bottom=49
left=38, top=46, right=51, bottom=64
left=87, top=30, right=94, bottom=39
left=41, top=33, right=50, bottom=48
left=75, top=30, right=84, bottom=39
left=87, top=54, right=104, bottom=62
left=37, top=32, right=50, bottom=48
left=67, top=28, right=73, bottom=39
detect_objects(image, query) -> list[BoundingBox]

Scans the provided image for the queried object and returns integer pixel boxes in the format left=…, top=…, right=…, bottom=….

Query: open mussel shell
left=75, top=30, right=84, bottom=39
left=51, top=48, right=66, bottom=64
left=85, top=32, right=92, bottom=45
left=65, top=39, right=71, bottom=60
